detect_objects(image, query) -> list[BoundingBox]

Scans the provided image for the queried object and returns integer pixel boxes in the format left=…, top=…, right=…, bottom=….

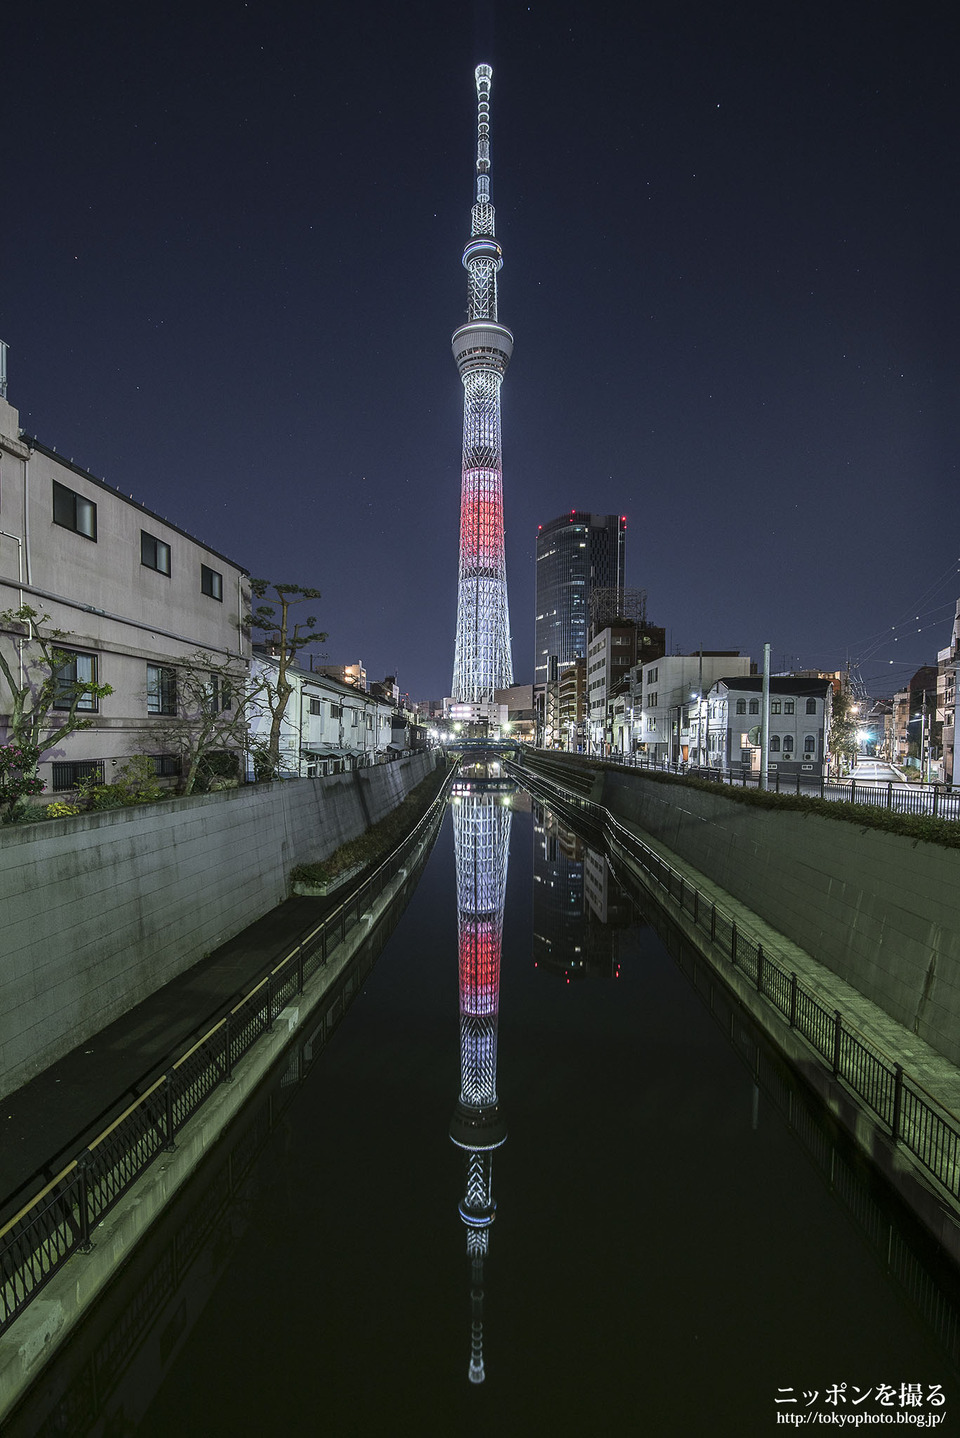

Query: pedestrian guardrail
left=554, top=749, right=960, bottom=822
left=513, top=756, right=960, bottom=1208
left=0, top=766, right=456, bottom=1338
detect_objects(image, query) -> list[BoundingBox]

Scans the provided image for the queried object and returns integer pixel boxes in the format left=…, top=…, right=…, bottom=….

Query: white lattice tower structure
left=449, top=787, right=512, bottom=1383
left=451, top=64, right=514, bottom=703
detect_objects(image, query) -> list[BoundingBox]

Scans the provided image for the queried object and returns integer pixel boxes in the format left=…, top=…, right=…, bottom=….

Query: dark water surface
left=10, top=792, right=960, bottom=1437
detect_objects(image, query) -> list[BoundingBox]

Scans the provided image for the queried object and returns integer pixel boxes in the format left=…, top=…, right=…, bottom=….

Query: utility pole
left=697, top=645, right=704, bottom=767
left=760, top=643, right=771, bottom=790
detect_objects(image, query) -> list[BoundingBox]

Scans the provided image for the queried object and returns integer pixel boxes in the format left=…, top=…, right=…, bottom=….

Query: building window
left=201, top=564, right=223, bottom=600
left=771, top=700, right=781, bottom=715
left=736, top=699, right=746, bottom=715
left=806, top=698, right=817, bottom=715
left=146, top=664, right=177, bottom=715
left=330, top=703, right=342, bottom=719
left=784, top=700, right=795, bottom=715
left=782, top=735, right=794, bottom=753
left=53, top=480, right=97, bottom=540
left=804, top=735, right=816, bottom=754
left=51, top=759, right=104, bottom=792
left=207, top=674, right=232, bottom=712
left=749, top=699, right=760, bottom=715
left=366, top=715, right=373, bottom=730
left=309, top=698, right=323, bottom=715
left=770, top=735, right=781, bottom=752
left=53, top=651, right=99, bottom=711
left=141, top=531, right=171, bottom=575
left=152, top=754, right=181, bottom=777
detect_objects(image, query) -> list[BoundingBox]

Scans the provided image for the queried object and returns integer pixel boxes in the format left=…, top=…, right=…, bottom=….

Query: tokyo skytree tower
left=449, top=787, right=512, bottom=1383
left=451, top=64, right=514, bottom=703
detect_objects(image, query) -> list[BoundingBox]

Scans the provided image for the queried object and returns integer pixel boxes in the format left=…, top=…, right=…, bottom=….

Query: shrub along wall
left=0, top=753, right=437, bottom=1100
left=523, top=752, right=960, bottom=1066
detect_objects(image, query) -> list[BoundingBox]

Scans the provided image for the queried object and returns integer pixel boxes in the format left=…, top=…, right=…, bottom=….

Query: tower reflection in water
left=449, top=768, right=513, bottom=1384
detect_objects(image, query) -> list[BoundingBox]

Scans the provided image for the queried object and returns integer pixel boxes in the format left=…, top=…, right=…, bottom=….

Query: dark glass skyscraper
left=534, top=512, right=626, bottom=685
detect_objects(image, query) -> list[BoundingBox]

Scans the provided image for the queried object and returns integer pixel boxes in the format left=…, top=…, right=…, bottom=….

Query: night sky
left=3, top=1, right=958, bottom=701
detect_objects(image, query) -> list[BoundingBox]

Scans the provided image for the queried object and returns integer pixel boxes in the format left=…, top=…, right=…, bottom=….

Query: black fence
left=586, top=751, right=960, bottom=821
left=0, top=766, right=455, bottom=1338
left=514, top=756, right=960, bottom=1209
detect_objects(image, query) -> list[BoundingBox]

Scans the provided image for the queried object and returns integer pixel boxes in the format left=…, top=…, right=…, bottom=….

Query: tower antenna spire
left=452, top=62, right=514, bottom=706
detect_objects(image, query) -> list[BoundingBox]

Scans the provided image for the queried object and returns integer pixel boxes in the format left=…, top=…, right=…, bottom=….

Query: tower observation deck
left=451, top=64, right=514, bottom=704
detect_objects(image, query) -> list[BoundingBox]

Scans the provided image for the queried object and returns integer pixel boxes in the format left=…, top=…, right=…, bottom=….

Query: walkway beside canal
left=515, top=749, right=960, bottom=1260
left=0, top=765, right=453, bottom=1424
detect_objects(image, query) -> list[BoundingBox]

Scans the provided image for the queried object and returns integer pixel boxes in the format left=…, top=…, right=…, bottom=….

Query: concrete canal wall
left=522, top=752, right=960, bottom=1066
left=0, top=753, right=437, bottom=1099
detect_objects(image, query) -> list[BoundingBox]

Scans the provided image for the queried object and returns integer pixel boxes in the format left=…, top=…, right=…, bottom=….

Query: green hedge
left=290, top=762, right=448, bottom=886
left=526, top=754, right=960, bottom=851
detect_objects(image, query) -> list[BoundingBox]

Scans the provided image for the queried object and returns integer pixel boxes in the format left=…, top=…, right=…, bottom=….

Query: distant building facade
left=899, top=665, right=940, bottom=777
left=314, top=661, right=367, bottom=692
left=586, top=623, right=637, bottom=753
left=633, top=653, right=750, bottom=764
left=556, top=659, right=587, bottom=751
left=495, top=683, right=536, bottom=743
left=535, top=512, right=625, bottom=687
left=937, top=600, right=960, bottom=786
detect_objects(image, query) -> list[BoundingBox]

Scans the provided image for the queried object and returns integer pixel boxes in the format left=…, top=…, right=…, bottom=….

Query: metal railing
left=0, top=764, right=455, bottom=1337
left=560, top=749, right=960, bottom=822
left=667, top=923, right=960, bottom=1366
left=514, top=754, right=960, bottom=1208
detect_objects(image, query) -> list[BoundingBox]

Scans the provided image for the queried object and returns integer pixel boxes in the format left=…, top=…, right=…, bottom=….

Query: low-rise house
left=705, top=675, right=832, bottom=777
left=249, top=650, right=394, bottom=777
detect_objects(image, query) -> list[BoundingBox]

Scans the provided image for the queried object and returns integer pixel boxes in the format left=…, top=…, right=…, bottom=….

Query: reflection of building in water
left=450, top=783, right=512, bottom=1384
left=532, top=806, right=585, bottom=978
left=532, top=804, right=629, bottom=981
left=583, top=846, right=632, bottom=929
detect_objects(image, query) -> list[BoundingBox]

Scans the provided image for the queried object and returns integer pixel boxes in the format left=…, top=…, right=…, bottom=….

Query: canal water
left=9, top=782, right=960, bottom=1436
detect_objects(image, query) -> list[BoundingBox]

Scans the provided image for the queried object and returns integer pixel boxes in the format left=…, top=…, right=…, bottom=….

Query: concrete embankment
left=0, top=788, right=445, bottom=1424
left=522, top=751, right=960, bottom=1066
left=516, top=750, right=960, bottom=1261
left=0, top=753, right=437, bottom=1100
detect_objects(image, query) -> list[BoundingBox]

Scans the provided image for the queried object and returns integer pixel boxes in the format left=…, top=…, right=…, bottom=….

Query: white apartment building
left=0, top=382, right=250, bottom=794
left=249, top=653, right=395, bottom=777
left=633, top=653, right=750, bottom=764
